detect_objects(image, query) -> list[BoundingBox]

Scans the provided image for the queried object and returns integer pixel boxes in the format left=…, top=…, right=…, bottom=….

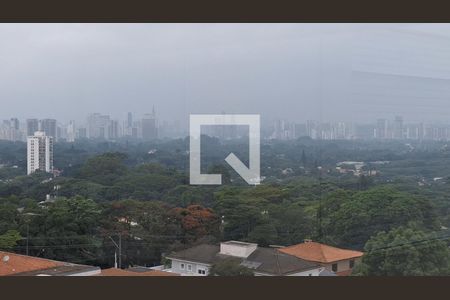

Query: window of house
left=187, top=264, right=192, bottom=271
left=332, top=263, right=338, bottom=272
left=349, top=259, right=355, bottom=269
left=180, top=263, right=185, bottom=270
left=198, top=269, right=206, bottom=275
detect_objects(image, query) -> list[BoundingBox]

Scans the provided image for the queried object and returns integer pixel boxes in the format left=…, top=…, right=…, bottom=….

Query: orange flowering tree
left=170, top=205, right=220, bottom=244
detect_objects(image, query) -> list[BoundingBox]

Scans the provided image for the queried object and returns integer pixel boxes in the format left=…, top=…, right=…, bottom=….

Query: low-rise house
left=278, top=240, right=363, bottom=276
left=166, top=241, right=324, bottom=276
left=0, top=251, right=100, bottom=276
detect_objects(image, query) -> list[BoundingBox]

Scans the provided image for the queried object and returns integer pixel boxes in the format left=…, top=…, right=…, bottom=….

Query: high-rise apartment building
left=87, top=113, right=110, bottom=139
left=124, top=112, right=134, bottom=137
left=127, top=112, right=133, bottom=129
left=141, top=108, right=157, bottom=140
left=108, top=120, right=120, bottom=140
left=67, top=120, right=76, bottom=142
left=393, top=116, right=404, bottom=139
left=376, top=119, right=389, bottom=139
left=40, top=119, right=57, bottom=138
left=27, top=131, right=54, bottom=175
left=26, top=119, right=39, bottom=136
left=5, top=118, right=21, bottom=141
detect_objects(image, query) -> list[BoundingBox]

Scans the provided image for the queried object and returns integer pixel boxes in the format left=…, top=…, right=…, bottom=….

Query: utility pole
left=317, top=173, right=323, bottom=240
left=26, top=223, right=29, bottom=256
left=22, top=212, right=41, bottom=256
left=109, top=234, right=122, bottom=269
left=118, top=233, right=122, bottom=269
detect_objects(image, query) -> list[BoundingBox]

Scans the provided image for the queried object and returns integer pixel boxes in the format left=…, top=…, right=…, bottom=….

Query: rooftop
left=10, top=265, right=100, bottom=276
left=244, top=247, right=320, bottom=275
left=166, top=244, right=223, bottom=265
left=97, top=267, right=178, bottom=276
left=0, top=251, right=100, bottom=276
left=166, top=243, right=321, bottom=275
left=278, top=241, right=363, bottom=264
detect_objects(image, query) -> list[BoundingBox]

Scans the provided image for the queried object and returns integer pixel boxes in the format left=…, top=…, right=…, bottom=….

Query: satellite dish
left=2, top=255, right=10, bottom=262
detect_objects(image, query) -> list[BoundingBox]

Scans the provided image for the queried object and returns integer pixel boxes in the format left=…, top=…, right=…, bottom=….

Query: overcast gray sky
left=2, top=23, right=450, bottom=124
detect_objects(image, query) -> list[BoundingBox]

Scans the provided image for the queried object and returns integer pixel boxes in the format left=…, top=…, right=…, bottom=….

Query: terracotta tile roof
left=11, top=265, right=100, bottom=276
left=0, top=251, right=63, bottom=276
left=278, top=241, right=363, bottom=264
left=97, top=268, right=179, bottom=276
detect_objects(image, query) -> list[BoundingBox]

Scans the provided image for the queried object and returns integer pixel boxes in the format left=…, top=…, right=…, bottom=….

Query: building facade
left=26, top=119, right=39, bottom=137
left=27, top=131, right=54, bottom=175
left=40, top=119, right=57, bottom=139
left=141, top=113, right=157, bottom=140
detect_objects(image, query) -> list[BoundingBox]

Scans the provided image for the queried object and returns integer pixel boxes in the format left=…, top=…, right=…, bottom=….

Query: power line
left=365, top=231, right=450, bottom=254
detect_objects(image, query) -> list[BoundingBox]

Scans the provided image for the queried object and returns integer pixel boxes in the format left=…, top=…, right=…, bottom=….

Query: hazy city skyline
left=3, top=24, right=450, bottom=123
left=5, top=112, right=450, bottom=142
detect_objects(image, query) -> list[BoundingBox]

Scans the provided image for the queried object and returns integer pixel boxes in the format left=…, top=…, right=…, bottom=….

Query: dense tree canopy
left=320, top=186, right=438, bottom=248
left=0, top=138, right=449, bottom=274
left=0, top=230, right=22, bottom=250
left=356, top=226, right=450, bottom=276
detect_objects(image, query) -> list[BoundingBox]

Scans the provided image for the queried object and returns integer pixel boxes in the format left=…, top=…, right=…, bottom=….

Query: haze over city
left=2, top=24, right=450, bottom=124
left=4, top=20, right=450, bottom=279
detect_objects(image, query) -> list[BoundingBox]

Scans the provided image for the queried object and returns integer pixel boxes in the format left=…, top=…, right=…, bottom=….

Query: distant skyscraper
left=108, top=120, right=119, bottom=140
left=125, top=112, right=133, bottom=136
left=141, top=108, right=157, bottom=140
left=87, top=113, right=110, bottom=139
left=57, top=126, right=63, bottom=141
left=127, top=112, right=133, bottom=128
left=40, top=119, right=57, bottom=139
left=393, top=116, right=404, bottom=139
left=131, top=127, right=138, bottom=138
left=418, top=123, right=425, bottom=140
left=27, top=131, right=53, bottom=175
left=10, top=118, right=19, bottom=130
left=26, top=119, right=39, bottom=136
left=306, top=120, right=318, bottom=139
left=8, top=118, right=20, bottom=141
left=67, top=120, right=76, bottom=142
left=376, top=119, right=389, bottom=139
left=78, top=127, right=87, bottom=139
